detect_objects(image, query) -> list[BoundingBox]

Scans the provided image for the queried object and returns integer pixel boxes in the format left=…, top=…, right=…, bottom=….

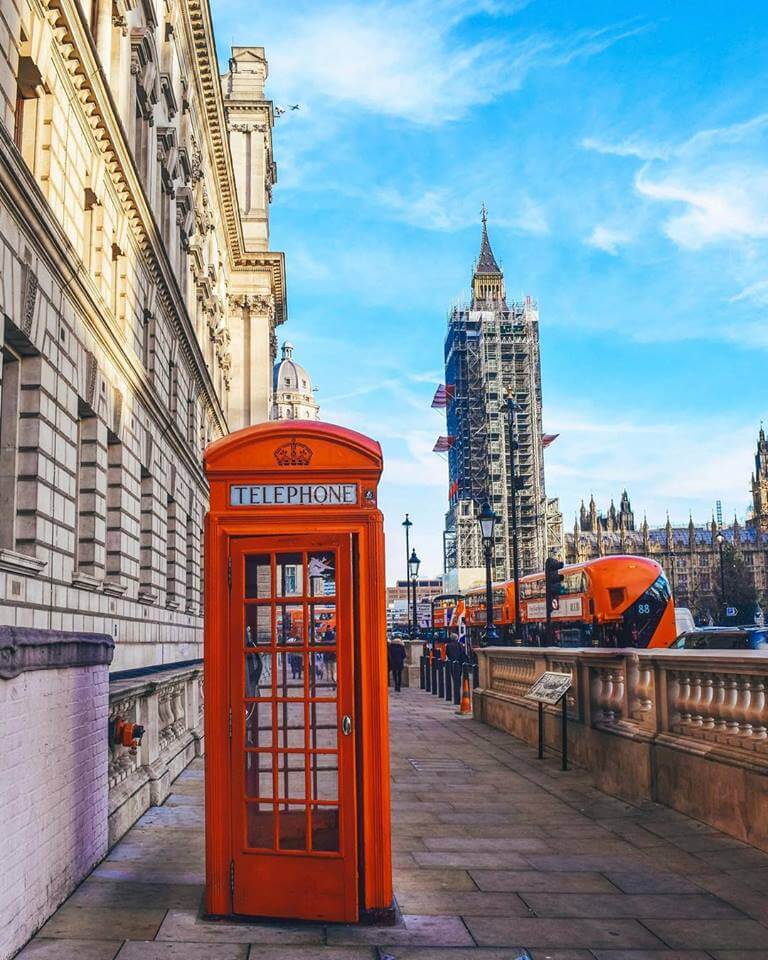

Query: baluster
left=678, top=672, right=692, bottom=727
left=699, top=675, right=715, bottom=729
left=689, top=674, right=704, bottom=727
left=736, top=679, right=753, bottom=739
left=721, top=678, right=740, bottom=736
left=747, top=680, right=767, bottom=740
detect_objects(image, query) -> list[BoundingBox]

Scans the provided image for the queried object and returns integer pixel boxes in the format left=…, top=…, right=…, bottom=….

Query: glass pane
left=308, top=552, right=336, bottom=596
left=245, top=751, right=273, bottom=798
left=310, top=651, right=338, bottom=698
left=276, top=553, right=303, bottom=597
left=309, top=603, right=336, bottom=646
left=245, top=606, right=272, bottom=647
left=277, top=752, right=306, bottom=800
left=245, top=701, right=272, bottom=747
left=311, top=752, right=338, bottom=801
left=246, top=803, right=275, bottom=849
left=308, top=700, right=337, bottom=750
left=275, top=650, right=306, bottom=699
left=312, top=805, right=339, bottom=852
left=245, top=652, right=272, bottom=697
left=279, top=803, right=308, bottom=851
left=276, top=699, right=306, bottom=748
left=277, top=605, right=305, bottom=646
left=245, top=554, right=271, bottom=598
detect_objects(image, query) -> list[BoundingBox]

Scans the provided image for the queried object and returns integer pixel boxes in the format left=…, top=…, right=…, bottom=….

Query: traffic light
left=545, top=556, right=565, bottom=613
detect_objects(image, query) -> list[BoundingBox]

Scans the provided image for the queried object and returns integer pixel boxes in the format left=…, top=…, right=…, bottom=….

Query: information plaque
left=524, top=671, right=572, bottom=705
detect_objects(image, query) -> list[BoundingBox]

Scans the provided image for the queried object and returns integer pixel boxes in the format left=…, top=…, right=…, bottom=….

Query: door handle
left=341, top=715, right=353, bottom=736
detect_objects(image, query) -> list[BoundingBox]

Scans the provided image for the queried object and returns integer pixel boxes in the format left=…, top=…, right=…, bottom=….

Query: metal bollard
left=453, top=660, right=462, bottom=706
left=437, top=657, right=445, bottom=698
left=425, top=651, right=432, bottom=693
left=419, top=655, right=426, bottom=690
left=444, top=659, right=453, bottom=701
left=472, top=659, right=479, bottom=690
left=431, top=652, right=438, bottom=695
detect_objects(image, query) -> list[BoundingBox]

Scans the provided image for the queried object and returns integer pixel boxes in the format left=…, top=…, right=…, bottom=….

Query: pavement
left=17, top=685, right=768, bottom=960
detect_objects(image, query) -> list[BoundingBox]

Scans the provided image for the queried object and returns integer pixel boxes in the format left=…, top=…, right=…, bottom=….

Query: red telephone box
left=203, top=421, right=393, bottom=923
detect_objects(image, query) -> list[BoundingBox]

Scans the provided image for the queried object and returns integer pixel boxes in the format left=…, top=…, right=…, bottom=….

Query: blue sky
left=212, top=0, right=768, bottom=580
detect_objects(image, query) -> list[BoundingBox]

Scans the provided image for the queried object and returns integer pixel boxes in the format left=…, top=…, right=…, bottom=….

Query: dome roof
left=273, top=342, right=313, bottom=395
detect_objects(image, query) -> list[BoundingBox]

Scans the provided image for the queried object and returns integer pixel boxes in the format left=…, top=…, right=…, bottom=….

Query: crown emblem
left=274, top=439, right=313, bottom=467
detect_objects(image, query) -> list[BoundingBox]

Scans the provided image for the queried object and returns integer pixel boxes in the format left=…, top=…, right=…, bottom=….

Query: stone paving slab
left=469, top=870, right=620, bottom=893
left=20, top=688, right=768, bottom=957
left=37, top=904, right=167, bottom=940
left=156, top=908, right=325, bottom=944
left=464, top=916, right=665, bottom=949
left=519, top=893, right=742, bottom=919
left=15, top=940, right=122, bottom=959
left=394, top=890, right=532, bottom=916
left=326, top=914, right=475, bottom=946
left=118, top=943, right=249, bottom=959
left=66, top=879, right=204, bottom=910
left=639, top=919, right=768, bottom=950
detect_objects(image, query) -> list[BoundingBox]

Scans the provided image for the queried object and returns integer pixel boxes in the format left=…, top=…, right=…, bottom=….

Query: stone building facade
left=271, top=341, right=320, bottom=421
left=0, top=0, right=285, bottom=669
left=566, top=428, right=768, bottom=617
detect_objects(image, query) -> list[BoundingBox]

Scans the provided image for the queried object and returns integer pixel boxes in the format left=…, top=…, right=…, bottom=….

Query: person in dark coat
left=445, top=636, right=466, bottom=664
left=388, top=638, right=407, bottom=692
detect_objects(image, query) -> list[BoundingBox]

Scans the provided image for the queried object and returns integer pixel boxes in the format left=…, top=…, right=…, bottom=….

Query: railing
left=474, top=647, right=768, bottom=851
left=108, top=661, right=204, bottom=846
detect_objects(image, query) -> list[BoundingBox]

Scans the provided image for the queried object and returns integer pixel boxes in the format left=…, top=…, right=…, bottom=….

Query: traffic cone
left=458, top=668, right=472, bottom=715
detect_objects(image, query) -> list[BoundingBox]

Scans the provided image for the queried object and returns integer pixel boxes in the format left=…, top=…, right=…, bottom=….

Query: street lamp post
left=505, top=392, right=523, bottom=644
left=408, top=548, right=421, bottom=639
left=716, top=530, right=726, bottom=623
left=479, top=500, right=500, bottom=646
left=402, top=514, right=413, bottom=637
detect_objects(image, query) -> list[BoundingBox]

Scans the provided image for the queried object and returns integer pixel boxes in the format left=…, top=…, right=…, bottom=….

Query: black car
left=673, top=628, right=768, bottom=651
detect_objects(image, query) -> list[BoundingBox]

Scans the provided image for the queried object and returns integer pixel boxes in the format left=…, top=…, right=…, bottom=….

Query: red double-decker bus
left=464, top=555, right=675, bottom=648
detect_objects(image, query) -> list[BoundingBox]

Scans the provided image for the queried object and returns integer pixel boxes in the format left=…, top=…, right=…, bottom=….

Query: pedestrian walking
left=388, top=637, right=407, bottom=692
left=322, top=627, right=337, bottom=684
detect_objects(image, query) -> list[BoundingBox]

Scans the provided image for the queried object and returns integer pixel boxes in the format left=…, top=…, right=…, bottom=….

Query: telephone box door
left=230, top=534, right=358, bottom=922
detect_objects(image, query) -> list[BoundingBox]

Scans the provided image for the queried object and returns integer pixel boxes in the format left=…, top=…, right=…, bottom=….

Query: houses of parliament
left=565, top=426, right=768, bottom=617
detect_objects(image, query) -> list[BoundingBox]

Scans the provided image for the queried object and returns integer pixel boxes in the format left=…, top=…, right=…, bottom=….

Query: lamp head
left=478, top=499, right=497, bottom=544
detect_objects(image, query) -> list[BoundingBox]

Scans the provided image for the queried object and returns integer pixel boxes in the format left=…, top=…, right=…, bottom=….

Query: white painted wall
left=0, top=664, right=110, bottom=960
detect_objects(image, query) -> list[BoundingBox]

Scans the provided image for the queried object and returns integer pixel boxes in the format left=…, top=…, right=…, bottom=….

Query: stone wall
left=0, top=1, right=285, bottom=670
left=0, top=627, right=113, bottom=960
left=475, top=646, right=768, bottom=852
left=108, top=660, right=204, bottom=846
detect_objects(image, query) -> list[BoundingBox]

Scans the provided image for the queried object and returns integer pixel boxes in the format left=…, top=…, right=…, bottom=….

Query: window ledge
left=71, top=572, right=103, bottom=591
left=103, top=578, right=129, bottom=597
left=0, top=549, right=47, bottom=576
left=138, top=589, right=159, bottom=605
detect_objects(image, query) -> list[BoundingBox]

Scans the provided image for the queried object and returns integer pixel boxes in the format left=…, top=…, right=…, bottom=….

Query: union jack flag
left=431, top=384, right=455, bottom=408
left=542, top=433, right=559, bottom=448
left=433, top=436, right=455, bottom=452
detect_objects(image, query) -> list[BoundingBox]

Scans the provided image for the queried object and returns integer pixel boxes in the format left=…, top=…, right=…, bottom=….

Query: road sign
left=524, top=671, right=572, bottom=705
left=726, top=606, right=738, bottom=618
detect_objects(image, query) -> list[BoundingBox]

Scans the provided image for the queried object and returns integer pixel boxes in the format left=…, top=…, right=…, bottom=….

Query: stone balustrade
left=108, top=661, right=204, bottom=846
left=475, top=647, right=768, bottom=852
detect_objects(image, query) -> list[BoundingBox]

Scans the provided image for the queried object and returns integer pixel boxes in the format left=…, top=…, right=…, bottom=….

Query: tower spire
left=472, top=205, right=505, bottom=305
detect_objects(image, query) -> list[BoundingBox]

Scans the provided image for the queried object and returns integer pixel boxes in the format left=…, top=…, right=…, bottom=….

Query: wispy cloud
left=546, top=401, right=760, bottom=526
left=585, top=224, right=631, bottom=254
left=374, top=186, right=549, bottom=234
left=730, top=279, right=768, bottom=306
left=244, top=2, right=650, bottom=125
left=583, top=110, right=768, bottom=251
